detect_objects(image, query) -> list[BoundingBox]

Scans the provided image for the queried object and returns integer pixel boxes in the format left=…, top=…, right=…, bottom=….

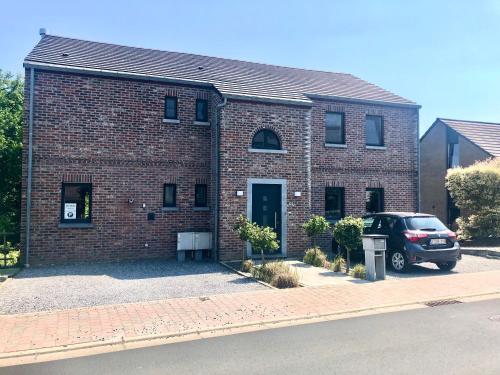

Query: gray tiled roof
left=24, top=35, right=418, bottom=107
left=440, top=118, right=500, bottom=157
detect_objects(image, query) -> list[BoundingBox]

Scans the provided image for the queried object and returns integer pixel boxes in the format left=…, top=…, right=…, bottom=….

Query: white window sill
left=163, top=118, right=180, bottom=124
left=162, top=207, right=179, bottom=212
left=193, top=207, right=210, bottom=211
left=193, top=121, right=211, bottom=126
left=325, top=143, right=347, bottom=148
left=248, top=148, right=288, bottom=154
left=366, top=145, right=386, bottom=150
left=58, top=223, right=94, bottom=229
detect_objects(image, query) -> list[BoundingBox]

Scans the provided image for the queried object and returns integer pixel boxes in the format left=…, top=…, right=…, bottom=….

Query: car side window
left=369, top=217, right=382, bottom=233
left=393, top=219, right=405, bottom=233
left=378, top=216, right=397, bottom=233
left=363, top=215, right=376, bottom=234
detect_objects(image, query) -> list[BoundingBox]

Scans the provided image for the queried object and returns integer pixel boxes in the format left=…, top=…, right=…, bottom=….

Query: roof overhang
left=305, top=93, right=421, bottom=109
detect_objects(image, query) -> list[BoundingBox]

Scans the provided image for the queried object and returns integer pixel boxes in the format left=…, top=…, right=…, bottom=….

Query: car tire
left=436, top=261, right=457, bottom=271
left=390, top=251, right=408, bottom=272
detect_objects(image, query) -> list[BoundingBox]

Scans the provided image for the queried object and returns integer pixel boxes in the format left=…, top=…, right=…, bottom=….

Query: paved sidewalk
left=1, top=270, right=500, bottom=357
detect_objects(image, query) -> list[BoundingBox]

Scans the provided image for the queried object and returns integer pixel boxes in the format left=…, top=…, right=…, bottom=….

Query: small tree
left=302, top=215, right=331, bottom=247
left=233, top=215, right=279, bottom=263
left=234, top=215, right=253, bottom=260
left=250, top=226, right=280, bottom=263
left=332, top=216, right=363, bottom=274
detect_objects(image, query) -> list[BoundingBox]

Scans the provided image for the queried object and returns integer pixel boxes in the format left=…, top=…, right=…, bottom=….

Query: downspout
left=416, top=108, right=421, bottom=212
left=214, top=96, right=227, bottom=261
left=25, top=67, right=35, bottom=267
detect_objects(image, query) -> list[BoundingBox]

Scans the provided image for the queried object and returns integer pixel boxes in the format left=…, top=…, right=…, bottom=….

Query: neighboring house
left=21, top=33, right=420, bottom=265
left=420, top=118, right=500, bottom=226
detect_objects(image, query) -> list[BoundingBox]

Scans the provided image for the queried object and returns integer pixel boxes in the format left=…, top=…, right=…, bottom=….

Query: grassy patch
left=252, top=261, right=299, bottom=288
left=303, top=247, right=327, bottom=267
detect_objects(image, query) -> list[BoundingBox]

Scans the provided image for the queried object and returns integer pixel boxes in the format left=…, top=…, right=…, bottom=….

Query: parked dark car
left=333, top=212, right=461, bottom=272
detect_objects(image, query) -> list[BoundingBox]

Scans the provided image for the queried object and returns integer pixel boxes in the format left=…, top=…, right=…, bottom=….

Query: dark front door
left=252, top=184, right=282, bottom=254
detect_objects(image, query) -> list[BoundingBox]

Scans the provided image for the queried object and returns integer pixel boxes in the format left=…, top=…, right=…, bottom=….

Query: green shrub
left=271, top=271, right=299, bottom=288
left=332, top=216, right=364, bottom=273
left=303, top=247, right=327, bottom=267
left=302, top=215, right=331, bottom=247
left=330, top=254, right=345, bottom=272
left=350, top=263, right=366, bottom=279
left=446, top=159, right=500, bottom=240
left=240, top=259, right=254, bottom=273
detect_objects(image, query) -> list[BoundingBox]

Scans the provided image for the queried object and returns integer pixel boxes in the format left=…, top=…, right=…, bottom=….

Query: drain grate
left=425, top=299, right=463, bottom=307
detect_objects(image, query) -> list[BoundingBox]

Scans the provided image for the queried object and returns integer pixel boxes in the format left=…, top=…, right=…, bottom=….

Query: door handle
left=274, top=212, right=277, bottom=229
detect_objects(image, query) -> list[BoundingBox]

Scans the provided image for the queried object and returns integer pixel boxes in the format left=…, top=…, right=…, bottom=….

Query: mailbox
left=362, top=234, right=388, bottom=281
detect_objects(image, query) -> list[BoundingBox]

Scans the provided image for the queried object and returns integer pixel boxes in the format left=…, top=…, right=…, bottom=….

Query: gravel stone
left=0, top=260, right=266, bottom=314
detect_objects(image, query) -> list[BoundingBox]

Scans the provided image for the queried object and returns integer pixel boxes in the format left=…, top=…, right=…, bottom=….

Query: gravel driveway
left=0, top=260, right=266, bottom=315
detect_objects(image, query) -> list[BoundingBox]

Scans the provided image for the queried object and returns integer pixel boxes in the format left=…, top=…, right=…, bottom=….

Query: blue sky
left=2, top=0, right=499, bottom=134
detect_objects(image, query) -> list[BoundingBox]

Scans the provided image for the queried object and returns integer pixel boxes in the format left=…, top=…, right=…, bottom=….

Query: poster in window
left=64, top=203, right=77, bottom=220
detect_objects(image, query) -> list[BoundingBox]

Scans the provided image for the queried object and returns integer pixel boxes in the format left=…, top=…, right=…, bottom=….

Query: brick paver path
left=1, top=270, right=500, bottom=355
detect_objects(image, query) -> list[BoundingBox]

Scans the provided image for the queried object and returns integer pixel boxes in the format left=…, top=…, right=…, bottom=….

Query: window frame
left=325, top=112, right=345, bottom=145
left=60, top=182, right=92, bottom=224
left=365, top=188, right=384, bottom=214
left=325, top=187, right=345, bottom=222
left=163, top=183, right=177, bottom=208
left=164, top=96, right=178, bottom=120
left=194, top=184, right=208, bottom=208
left=195, top=99, right=209, bottom=122
left=251, top=129, right=282, bottom=150
left=365, top=115, right=384, bottom=147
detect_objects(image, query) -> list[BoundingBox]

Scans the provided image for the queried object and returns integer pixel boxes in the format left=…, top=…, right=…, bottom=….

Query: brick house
left=420, top=118, right=500, bottom=226
left=21, top=33, right=420, bottom=265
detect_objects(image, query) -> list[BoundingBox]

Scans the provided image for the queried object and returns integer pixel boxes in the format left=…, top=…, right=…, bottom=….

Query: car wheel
left=436, top=261, right=457, bottom=271
left=390, top=251, right=408, bottom=272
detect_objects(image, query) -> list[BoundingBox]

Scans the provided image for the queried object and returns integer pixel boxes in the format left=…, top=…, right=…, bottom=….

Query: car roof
left=365, top=212, right=436, bottom=218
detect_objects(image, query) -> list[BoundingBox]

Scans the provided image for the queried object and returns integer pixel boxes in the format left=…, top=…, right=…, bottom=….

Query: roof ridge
left=38, top=34, right=356, bottom=78
left=438, top=117, right=500, bottom=126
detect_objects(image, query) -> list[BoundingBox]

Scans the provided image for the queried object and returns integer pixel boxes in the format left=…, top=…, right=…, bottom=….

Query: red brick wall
left=21, top=70, right=215, bottom=264
left=22, top=69, right=418, bottom=264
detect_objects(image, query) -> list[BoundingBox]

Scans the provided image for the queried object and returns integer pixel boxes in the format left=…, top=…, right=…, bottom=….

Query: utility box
left=177, top=232, right=212, bottom=261
left=362, top=234, right=387, bottom=281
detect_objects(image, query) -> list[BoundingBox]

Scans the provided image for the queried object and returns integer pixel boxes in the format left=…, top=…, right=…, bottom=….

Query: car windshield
left=405, top=216, right=448, bottom=231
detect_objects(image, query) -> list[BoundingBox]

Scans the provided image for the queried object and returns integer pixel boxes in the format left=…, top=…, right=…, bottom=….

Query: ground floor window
left=366, top=188, right=384, bottom=213
left=325, top=187, right=344, bottom=221
left=61, top=183, right=92, bottom=223
left=163, top=184, right=177, bottom=207
left=195, top=184, right=208, bottom=207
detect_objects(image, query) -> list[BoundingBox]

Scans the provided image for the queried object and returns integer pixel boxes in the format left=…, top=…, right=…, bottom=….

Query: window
left=195, top=184, right=208, bottom=207
left=164, top=96, right=178, bottom=119
left=196, top=99, right=208, bottom=122
left=325, top=187, right=344, bottom=221
left=448, top=143, right=460, bottom=168
left=366, top=188, right=384, bottom=213
left=61, top=183, right=92, bottom=223
left=325, top=112, right=345, bottom=144
left=163, top=184, right=177, bottom=208
left=365, top=115, right=384, bottom=146
left=251, top=129, right=281, bottom=150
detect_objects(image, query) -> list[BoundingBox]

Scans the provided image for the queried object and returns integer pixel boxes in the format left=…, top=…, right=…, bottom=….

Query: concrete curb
left=219, top=261, right=277, bottom=289
left=1, top=289, right=499, bottom=361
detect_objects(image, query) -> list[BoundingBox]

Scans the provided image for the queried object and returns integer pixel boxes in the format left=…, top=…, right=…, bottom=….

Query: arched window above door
left=251, top=129, right=281, bottom=150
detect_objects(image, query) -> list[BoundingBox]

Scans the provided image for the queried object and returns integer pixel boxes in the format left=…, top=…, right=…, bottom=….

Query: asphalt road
left=3, top=298, right=500, bottom=375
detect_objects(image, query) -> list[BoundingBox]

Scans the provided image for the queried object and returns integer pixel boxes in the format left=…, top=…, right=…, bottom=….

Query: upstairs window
left=325, top=112, right=345, bottom=144
left=252, top=129, right=281, bottom=150
left=164, top=96, right=178, bottom=120
left=163, top=184, right=177, bottom=208
left=325, top=187, right=344, bottom=221
left=195, top=184, right=208, bottom=207
left=196, top=99, right=208, bottom=122
left=447, top=129, right=460, bottom=168
left=365, top=115, right=384, bottom=146
left=61, top=183, right=92, bottom=223
left=366, top=188, right=384, bottom=213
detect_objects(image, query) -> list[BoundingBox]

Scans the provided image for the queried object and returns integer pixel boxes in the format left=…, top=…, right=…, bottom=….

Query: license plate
left=430, top=238, right=447, bottom=245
